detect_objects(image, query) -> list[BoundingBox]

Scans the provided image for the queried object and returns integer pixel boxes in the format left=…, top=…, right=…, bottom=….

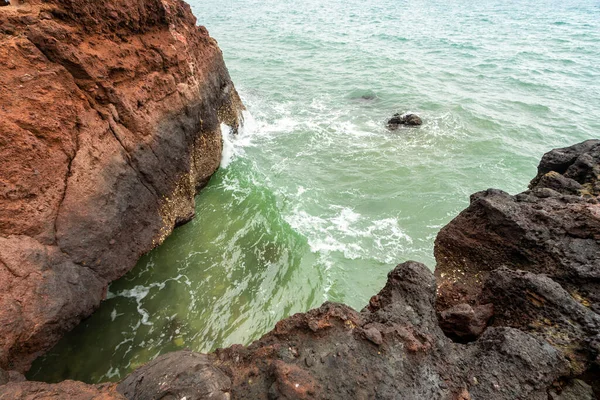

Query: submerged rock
left=387, top=113, right=423, bottom=130
left=0, top=0, right=242, bottom=372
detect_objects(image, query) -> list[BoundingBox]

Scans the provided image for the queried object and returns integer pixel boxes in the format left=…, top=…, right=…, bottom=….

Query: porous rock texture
left=0, top=380, right=125, bottom=400
left=436, top=140, right=600, bottom=395
left=0, top=0, right=242, bottom=374
left=116, top=262, right=571, bottom=400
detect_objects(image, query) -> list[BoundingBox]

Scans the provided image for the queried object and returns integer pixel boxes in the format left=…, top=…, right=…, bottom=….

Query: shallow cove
left=29, top=0, right=599, bottom=383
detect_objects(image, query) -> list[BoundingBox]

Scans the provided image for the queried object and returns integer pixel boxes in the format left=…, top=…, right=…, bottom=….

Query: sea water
left=28, top=0, right=600, bottom=383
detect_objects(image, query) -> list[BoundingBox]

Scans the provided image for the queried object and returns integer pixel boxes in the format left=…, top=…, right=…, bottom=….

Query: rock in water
left=403, top=114, right=423, bottom=125
left=387, top=113, right=423, bottom=130
left=116, top=262, right=570, bottom=400
left=0, top=0, right=242, bottom=372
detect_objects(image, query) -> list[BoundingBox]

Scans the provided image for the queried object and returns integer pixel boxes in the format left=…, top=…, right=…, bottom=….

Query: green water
left=29, top=0, right=599, bottom=383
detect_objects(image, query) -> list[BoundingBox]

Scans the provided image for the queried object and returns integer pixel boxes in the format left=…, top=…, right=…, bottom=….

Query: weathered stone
left=435, top=140, right=600, bottom=314
left=115, top=262, right=568, bottom=400
left=549, top=379, right=595, bottom=400
left=436, top=140, right=600, bottom=394
left=362, top=326, right=383, bottom=345
left=482, top=268, right=600, bottom=375
left=118, top=351, right=231, bottom=400
left=438, top=303, right=494, bottom=342
left=0, top=369, right=8, bottom=386
left=0, top=0, right=242, bottom=372
left=387, top=113, right=423, bottom=130
left=0, top=380, right=125, bottom=399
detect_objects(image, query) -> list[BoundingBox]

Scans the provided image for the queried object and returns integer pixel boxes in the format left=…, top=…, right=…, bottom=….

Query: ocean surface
left=29, top=0, right=600, bottom=383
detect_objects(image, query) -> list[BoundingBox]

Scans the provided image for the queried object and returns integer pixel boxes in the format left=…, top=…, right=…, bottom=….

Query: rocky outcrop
left=0, top=5, right=598, bottom=393
left=0, top=0, right=242, bottom=372
left=0, top=380, right=125, bottom=400
left=435, top=139, right=600, bottom=312
left=117, top=262, right=570, bottom=400
left=436, top=140, right=600, bottom=394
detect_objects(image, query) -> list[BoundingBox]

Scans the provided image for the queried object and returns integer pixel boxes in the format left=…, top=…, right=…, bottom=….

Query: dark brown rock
left=361, top=326, right=383, bottom=345
left=9, top=141, right=600, bottom=398
left=387, top=113, right=423, bottom=130
left=438, top=303, right=494, bottom=342
left=435, top=140, right=600, bottom=394
left=0, top=0, right=242, bottom=372
left=482, top=268, right=600, bottom=375
left=0, top=380, right=125, bottom=399
left=117, top=351, right=231, bottom=400
left=117, top=262, right=568, bottom=400
left=435, top=140, right=600, bottom=314
left=549, top=379, right=595, bottom=400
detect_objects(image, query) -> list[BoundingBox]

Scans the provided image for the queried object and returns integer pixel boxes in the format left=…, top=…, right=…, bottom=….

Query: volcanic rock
left=549, top=379, right=595, bottom=400
left=0, top=0, right=242, bottom=372
left=115, top=262, right=569, bottom=400
left=435, top=140, right=600, bottom=313
left=482, top=268, right=600, bottom=375
left=4, top=139, right=600, bottom=399
left=436, top=140, right=600, bottom=393
left=438, top=303, right=494, bottom=342
left=387, top=113, right=423, bottom=129
left=0, top=380, right=125, bottom=399
left=1, top=2, right=599, bottom=393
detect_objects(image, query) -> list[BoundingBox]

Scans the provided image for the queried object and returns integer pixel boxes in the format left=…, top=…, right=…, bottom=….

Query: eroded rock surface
left=0, top=0, right=242, bottom=372
left=435, top=140, right=600, bottom=313
left=0, top=380, right=125, bottom=400
left=436, top=140, right=600, bottom=395
left=115, top=262, right=569, bottom=400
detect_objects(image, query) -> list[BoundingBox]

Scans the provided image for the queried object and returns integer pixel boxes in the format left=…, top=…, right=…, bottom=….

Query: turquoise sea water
left=29, top=0, right=600, bottom=383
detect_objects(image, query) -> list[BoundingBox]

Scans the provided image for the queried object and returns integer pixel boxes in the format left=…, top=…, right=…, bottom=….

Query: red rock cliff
left=0, top=0, right=242, bottom=372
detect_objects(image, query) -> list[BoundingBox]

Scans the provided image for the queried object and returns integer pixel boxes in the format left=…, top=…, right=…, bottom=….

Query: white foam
left=220, top=110, right=262, bottom=169
left=285, top=204, right=413, bottom=264
left=105, top=367, right=121, bottom=380
left=110, top=282, right=167, bottom=327
left=220, top=123, right=235, bottom=168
